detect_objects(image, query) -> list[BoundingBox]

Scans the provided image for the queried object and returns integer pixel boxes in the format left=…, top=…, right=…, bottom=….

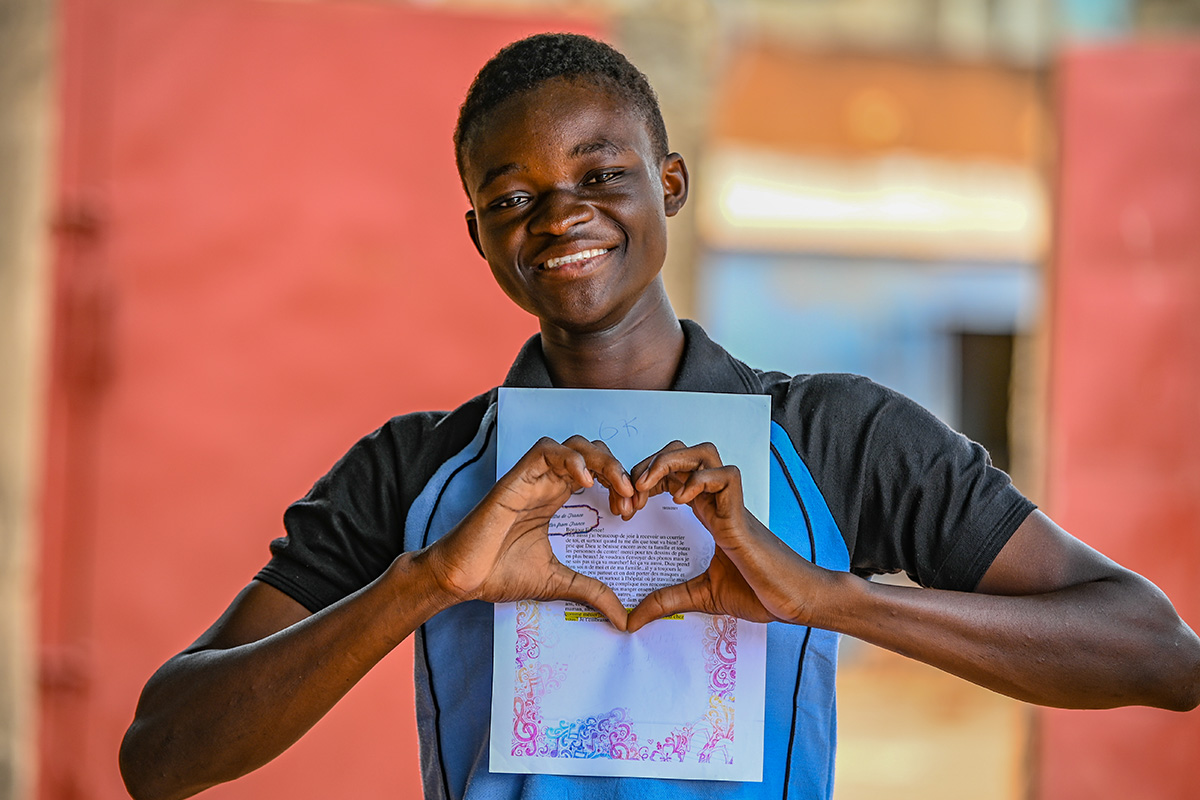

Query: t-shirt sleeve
left=256, top=423, right=408, bottom=613
left=780, top=374, right=1035, bottom=591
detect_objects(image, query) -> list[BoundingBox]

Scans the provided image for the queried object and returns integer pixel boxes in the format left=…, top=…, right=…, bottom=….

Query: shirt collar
left=502, top=320, right=762, bottom=395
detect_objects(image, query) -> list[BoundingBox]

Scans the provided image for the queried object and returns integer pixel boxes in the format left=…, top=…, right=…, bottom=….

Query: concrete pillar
left=0, top=0, right=56, bottom=797
left=614, top=0, right=723, bottom=321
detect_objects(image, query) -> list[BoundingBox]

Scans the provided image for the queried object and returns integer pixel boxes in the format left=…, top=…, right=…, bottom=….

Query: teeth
left=543, top=248, right=609, bottom=269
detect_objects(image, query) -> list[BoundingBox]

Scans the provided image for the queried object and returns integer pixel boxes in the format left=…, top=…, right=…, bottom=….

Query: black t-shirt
left=761, top=370, right=1033, bottom=588
left=259, top=322, right=1034, bottom=611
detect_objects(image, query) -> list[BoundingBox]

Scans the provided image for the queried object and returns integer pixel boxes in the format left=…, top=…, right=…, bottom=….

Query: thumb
left=626, top=576, right=712, bottom=633
left=549, top=564, right=629, bottom=632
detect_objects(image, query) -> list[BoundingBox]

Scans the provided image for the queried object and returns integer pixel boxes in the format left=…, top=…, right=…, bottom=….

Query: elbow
left=1092, top=576, right=1200, bottom=712
left=1131, top=597, right=1200, bottom=712
left=119, top=724, right=155, bottom=800
left=1150, top=663, right=1200, bottom=713
left=1151, top=623, right=1200, bottom=712
left=119, top=720, right=199, bottom=800
left=119, top=722, right=167, bottom=800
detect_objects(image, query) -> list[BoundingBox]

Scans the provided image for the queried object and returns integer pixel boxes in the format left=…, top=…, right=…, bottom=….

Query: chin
left=536, top=302, right=625, bottom=334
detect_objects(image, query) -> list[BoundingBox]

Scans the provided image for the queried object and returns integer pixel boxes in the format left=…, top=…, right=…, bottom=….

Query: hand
left=420, top=435, right=633, bottom=629
left=625, top=441, right=831, bottom=632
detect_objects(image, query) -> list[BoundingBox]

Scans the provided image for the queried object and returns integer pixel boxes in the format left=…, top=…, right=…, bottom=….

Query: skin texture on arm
left=119, top=567, right=440, bottom=800
left=625, top=442, right=1200, bottom=712
left=119, top=437, right=634, bottom=800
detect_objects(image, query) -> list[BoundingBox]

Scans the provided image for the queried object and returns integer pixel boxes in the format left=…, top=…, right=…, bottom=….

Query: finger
left=629, top=440, right=687, bottom=486
left=562, top=436, right=635, bottom=519
left=631, top=473, right=691, bottom=517
left=629, top=441, right=689, bottom=509
left=673, top=465, right=743, bottom=507
left=533, top=438, right=594, bottom=490
left=603, top=479, right=635, bottom=521
left=550, top=564, right=629, bottom=632
left=633, top=441, right=724, bottom=494
left=563, top=435, right=632, bottom=492
left=626, top=575, right=713, bottom=633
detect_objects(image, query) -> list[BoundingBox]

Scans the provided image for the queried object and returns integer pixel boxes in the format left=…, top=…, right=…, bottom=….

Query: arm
left=120, top=436, right=633, bottom=800
left=118, top=562, right=447, bottom=800
left=831, top=510, right=1200, bottom=710
left=625, top=443, right=1200, bottom=711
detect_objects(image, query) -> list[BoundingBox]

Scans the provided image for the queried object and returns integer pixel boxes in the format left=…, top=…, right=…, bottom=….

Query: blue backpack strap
left=768, top=422, right=850, bottom=574
left=404, top=402, right=500, bottom=800
left=767, top=421, right=851, bottom=800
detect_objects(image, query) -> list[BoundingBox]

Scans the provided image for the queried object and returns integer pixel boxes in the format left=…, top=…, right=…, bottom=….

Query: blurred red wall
left=40, top=1, right=602, bottom=797
left=1041, top=41, right=1200, bottom=800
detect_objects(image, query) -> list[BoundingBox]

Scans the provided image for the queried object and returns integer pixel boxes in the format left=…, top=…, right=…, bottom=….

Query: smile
left=541, top=248, right=612, bottom=270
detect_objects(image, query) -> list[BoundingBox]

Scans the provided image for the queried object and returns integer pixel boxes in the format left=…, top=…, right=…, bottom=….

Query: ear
left=465, top=209, right=485, bottom=259
left=661, top=152, right=689, bottom=217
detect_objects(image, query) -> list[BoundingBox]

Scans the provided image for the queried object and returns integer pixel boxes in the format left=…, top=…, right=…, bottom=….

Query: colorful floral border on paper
left=510, top=599, right=737, bottom=763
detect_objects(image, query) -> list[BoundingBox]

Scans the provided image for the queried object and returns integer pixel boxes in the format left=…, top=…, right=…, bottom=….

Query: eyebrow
left=476, top=162, right=522, bottom=195
left=474, top=139, right=630, bottom=195
left=569, top=138, right=627, bottom=158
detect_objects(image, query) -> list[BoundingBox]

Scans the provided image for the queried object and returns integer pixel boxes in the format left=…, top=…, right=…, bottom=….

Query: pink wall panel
left=1041, top=41, right=1200, bottom=800
left=42, top=2, right=603, bottom=798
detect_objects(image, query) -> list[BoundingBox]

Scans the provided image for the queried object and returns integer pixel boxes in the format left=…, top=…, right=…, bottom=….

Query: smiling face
left=461, top=77, right=688, bottom=336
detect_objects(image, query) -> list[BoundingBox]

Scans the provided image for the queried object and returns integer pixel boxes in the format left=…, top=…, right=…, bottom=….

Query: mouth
left=539, top=247, right=613, bottom=270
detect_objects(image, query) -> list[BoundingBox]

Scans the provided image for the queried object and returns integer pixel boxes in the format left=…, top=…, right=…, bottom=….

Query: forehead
left=460, top=78, right=656, bottom=192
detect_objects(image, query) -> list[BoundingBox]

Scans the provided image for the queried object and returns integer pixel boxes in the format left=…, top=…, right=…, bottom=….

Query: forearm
left=119, top=551, right=454, bottom=800
left=815, top=570, right=1200, bottom=711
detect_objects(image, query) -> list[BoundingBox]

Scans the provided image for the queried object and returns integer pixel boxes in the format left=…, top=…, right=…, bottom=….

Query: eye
left=490, top=194, right=529, bottom=211
left=583, top=170, right=623, bottom=186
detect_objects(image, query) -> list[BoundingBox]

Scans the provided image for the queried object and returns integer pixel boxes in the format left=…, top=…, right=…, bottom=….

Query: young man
left=120, top=33, right=1200, bottom=800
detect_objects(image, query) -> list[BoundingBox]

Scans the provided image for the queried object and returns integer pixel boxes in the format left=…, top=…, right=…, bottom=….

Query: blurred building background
left=2, top=0, right=1198, bottom=798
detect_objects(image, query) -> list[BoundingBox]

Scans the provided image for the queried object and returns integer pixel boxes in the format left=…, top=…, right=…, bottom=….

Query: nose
left=529, top=189, right=593, bottom=236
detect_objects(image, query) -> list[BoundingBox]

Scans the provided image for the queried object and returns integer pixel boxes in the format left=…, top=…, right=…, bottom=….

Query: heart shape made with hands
left=533, top=441, right=783, bottom=631
left=560, top=441, right=801, bottom=631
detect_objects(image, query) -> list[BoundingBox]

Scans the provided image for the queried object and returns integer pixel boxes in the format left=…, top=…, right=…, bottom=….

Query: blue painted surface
left=698, top=252, right=1039, bottom=426
left=1058, top=0, right=1133, bottom=40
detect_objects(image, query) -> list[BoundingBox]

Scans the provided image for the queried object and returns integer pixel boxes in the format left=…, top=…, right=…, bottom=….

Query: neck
left=539, top=290, right=685, bottom=391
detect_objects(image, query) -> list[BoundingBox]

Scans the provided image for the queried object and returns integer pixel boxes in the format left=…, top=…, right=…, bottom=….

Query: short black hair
left=454, top=32, right=669, bottom=188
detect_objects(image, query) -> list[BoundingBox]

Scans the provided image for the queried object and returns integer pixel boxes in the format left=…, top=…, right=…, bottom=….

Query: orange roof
left=710, top=41, right=1046, bottom=163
